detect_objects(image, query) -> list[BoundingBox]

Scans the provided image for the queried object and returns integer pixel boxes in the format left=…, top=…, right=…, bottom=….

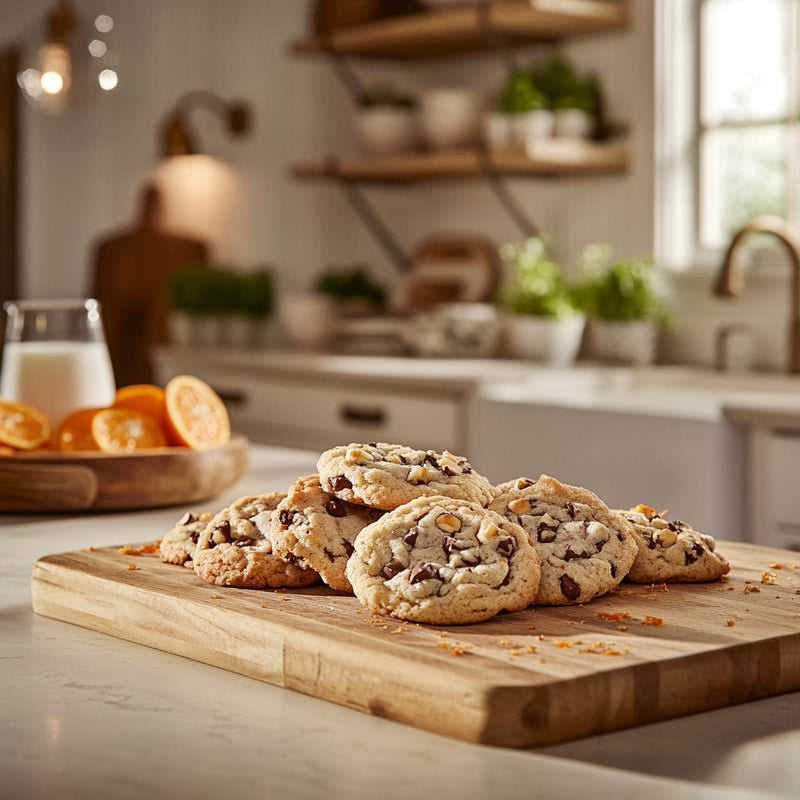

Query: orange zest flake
left=554, top=639, right=581, bottom=648
left=119, top=541, right=161, bottom=556
left=632, top=503, right=655, bottom=516
left=726, top=619, right=735, bottom=627
left=744, top=585, right=761, bottom=594
left=596, top=611, right=632, bottom=621
left=641, top=615, right=664, bottom=627
left=127, top=563, right=138, bottom=571
left=525, top=624, right=537, bottom=630
left=389, top=626, right=406, bottom=635
left=761, top=571, right=778, bottom=585
left=209, top=594, right=220, bottom=599
left=583, top=641, right=627, bottom=656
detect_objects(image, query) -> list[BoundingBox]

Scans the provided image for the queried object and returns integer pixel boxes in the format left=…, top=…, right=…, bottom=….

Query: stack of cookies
left=159, top=441, right=730, bottom=625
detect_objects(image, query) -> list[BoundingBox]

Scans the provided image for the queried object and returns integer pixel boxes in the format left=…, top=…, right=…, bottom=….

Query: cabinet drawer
left=166, top=367, right=464, bottom=452
left=763, top=433, right=800, bottom=526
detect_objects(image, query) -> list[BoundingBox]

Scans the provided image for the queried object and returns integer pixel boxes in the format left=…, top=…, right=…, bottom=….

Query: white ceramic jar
left=418, top=88, right=483, bottom=150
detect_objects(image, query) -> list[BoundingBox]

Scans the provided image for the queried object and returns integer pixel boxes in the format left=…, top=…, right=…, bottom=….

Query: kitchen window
left=656, top=0, right=800, bottom=269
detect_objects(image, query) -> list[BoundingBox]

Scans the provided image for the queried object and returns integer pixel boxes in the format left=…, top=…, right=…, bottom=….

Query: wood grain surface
left=0, top=434, right=248, bottom=512
left=31, top=540, right=800, bottom=747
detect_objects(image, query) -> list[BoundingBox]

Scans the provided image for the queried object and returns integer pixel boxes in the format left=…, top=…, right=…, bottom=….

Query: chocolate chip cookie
left=270, top=474, right=383, bottom=592
left=159, top=510, right=213, bottom=566
left=616, top=504, right=730, bottom=583
left=193, top=493, right=319, bottom=589
left=345, top=495, right=541, bottom=625
left=317, top=442, right=494, bottom=511
left=489, top=474, right=637, bottom=606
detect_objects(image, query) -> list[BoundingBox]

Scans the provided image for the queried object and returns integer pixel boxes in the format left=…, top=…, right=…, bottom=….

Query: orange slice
left=0, top=398, right=51, bottom=450
left=163, top=375, right=230, bottom=450
left=113, top=384, right=167, bottom=426
left=90, top=407, right=168, bottom=452
left=56, top=407, right=103, bottom=451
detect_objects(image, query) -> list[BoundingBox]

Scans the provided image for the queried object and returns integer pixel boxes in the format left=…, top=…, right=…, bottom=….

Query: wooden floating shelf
left=292, top=0, right=629, bottom=59
left=291, top=141, right=628, bottom=184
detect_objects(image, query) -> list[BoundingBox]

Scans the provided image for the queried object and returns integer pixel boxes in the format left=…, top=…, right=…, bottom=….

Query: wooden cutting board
left=0, top=434, right=248, bottom=512
left=31, top=540, right=800, bottom=747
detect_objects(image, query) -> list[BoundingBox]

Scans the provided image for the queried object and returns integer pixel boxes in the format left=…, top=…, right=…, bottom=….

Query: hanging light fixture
left=17, top=1, right=75, bottom=115
left=149, top=91, right=253, bottom=261
left=17, top=2, right=120, bottom=115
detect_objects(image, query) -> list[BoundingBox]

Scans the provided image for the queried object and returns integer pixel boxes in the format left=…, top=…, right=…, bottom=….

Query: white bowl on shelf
left=418, top=88, right=483, bottom=150
left=354, top=106, right=418, bottom=156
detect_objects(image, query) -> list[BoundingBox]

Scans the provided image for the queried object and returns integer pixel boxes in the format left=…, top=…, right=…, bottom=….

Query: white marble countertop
left=153, top=346, right=800, bottom=425
left=3, top=444, right=799, bottom=800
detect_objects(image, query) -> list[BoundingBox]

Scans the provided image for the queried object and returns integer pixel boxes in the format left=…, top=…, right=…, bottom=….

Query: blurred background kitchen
left=2, top=0, right=800, bottom=550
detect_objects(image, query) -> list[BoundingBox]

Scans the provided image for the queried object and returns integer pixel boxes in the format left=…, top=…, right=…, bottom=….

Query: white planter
left=553, top=108, right=595, bottom=139
left=589, top=319, right=658, bottom=365
left=482, top=112, right=513, bottom=149
left=511, top=109, right=555, bottom=147
left=278, top=292, right=336, bottom=351
left=354, top=106, right=418, bottom=156
left=505, top=313, right=586, bottom=366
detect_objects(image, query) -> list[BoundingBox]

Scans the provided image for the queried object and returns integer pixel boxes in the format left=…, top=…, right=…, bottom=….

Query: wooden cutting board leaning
left=31, top=540, right=800, bottom=747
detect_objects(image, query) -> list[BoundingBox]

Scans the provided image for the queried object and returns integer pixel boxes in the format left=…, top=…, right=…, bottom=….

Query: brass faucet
left=713, top=214, right=800, bottom=374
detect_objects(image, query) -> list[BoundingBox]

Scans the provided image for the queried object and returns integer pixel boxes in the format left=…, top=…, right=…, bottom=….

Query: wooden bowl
left=0, top=434, right=249, bottom=512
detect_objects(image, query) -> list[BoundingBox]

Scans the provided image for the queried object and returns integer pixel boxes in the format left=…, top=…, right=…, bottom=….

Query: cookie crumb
left=726, top=619, right=735, bottom=626
left=761, top=571, right=777, bottom=585
left=641, top=615, right=664, bottom=626
left=127, top=563, right=138, bottom=571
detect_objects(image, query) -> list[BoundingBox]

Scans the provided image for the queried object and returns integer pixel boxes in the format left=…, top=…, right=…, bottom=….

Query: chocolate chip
left=537, top=522, right=558, bottom=543
left=610, top=563, right=617, bottom=578
left=442, top=465, right=457, bottom=477
left=424, top=452, right=439, bottom=469
left=209, top=520, right=231, bottom=547
left=178, top=512, right=198, bottom=525
left=329, top=475, right=352, bottom=493
left=278, top=509, right=295, bottom=526
left=564, top=547, right=589, bottom=560
left=189, top=530, right=200, bottom=544
left=325, top=497, right=347, bottom=517
left=323, top=547, right=335, bottom=563
left=403, top=528, right=418, bottom=547
left=668, top=521, right=687, bottom=532
left=233, top=536, right=256, bottom=548
left=560, top=574, right=581, bottom=600
left=499, top=564, right=512, bottom=587
left=442, top=535, right=459, bottom=556
left=685, top=542, right=705, bottom=565
left=380, top=559, right=404, bottom=579
left=409, top=562, right=439, bottom=584
left=341, top=538, right=354, bottom=557
left=496, top=537, right=515, bottom=557
left=565, top=502, right=577, bottom=519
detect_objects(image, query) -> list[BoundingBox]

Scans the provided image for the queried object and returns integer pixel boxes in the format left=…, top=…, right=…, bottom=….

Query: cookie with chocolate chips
left=492, top=476, right=536, bottom=499
left=345, top=495, right=540, bottom=624
left=193, top=493, right=319, bottom=589
left=159, top=510, right=213, bottom=566
left=317, top=442, right=494, bottom=512
left=270, top=473, right=383, bottom=592
left=616, top=504, right=730, bottom=583
left=489, top=474, right=637, bottom=606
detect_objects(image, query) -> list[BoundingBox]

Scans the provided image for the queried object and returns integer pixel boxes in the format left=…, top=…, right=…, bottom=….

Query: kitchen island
left=3, top=444, right=798, bottom=800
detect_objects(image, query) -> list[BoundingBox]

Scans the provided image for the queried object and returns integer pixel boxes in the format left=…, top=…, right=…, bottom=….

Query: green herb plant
left=496, top=236, right=583, bottom=318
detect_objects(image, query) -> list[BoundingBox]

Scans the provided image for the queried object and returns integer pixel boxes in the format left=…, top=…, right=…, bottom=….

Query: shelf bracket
left=478, top=148, right=538, bottom=238
left=476, top=1, right=522, bottom=73
left=335, top=178, right=410, bottom=272
left=323, top=50, right=367, bottom=104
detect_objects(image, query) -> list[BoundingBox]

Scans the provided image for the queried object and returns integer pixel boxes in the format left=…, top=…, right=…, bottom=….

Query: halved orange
left=56, top=407, right=103, bottom=452
left=0, top=398, right=52, bottom=450
left=90, top=407, right=168, bottom=453
left=113, top=384, right=167, bottom=426
left=163, top=375, right=230, bottom=450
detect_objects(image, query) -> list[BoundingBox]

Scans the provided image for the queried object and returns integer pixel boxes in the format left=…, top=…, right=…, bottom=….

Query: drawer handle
left=212, top=388, right=247, bottom=407
left=340, top=404, right=386, bottom=426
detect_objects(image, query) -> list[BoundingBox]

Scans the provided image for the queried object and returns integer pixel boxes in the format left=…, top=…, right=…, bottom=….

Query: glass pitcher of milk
left=0, top=299, right=116, bottom=427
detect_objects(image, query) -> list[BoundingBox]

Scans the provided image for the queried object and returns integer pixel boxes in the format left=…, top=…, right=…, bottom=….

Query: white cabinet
left=470, top=397, right=747, bottom=543
left=153, top=351, right=468, bottom=453
left=747, top=429, right=800, bottom=552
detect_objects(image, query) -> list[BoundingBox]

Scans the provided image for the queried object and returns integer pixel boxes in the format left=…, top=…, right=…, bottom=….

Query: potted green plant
left=495, top=235, right=586, bottom=365
left=581, top=247, right=662, bottom=365
left=314, top=265, right=386, bottom=315
left=354, top=84, right=418, bottom=156
left=534, top=53, right=598, bottom=139
left=485, top=70, right=553, bottom=149
left=168, top=264, right=274, bottom=348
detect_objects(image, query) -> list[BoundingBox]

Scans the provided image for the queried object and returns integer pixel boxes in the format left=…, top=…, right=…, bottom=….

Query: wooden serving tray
left=31, top=540, right=800, bottom=747
left=0, top=434, right=248, bottom=512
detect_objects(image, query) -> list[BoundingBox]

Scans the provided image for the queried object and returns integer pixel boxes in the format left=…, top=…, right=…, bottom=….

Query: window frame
left=655, top=0, right=800, bottom=273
